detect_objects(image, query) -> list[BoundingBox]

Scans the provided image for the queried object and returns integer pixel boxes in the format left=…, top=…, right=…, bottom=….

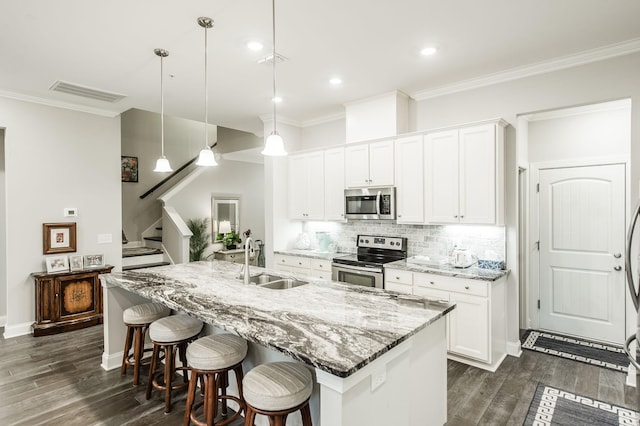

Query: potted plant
left=222, top=232, right=241, bottom=250
left=186, top=217, right=210, bottom=262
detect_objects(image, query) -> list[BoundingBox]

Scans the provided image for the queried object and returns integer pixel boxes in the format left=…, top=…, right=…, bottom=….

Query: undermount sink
left=248, top=273, right=283, bottom=285
left=259, top=279, right=309, bottom=290
left=245, top=273, right=309, bottom=289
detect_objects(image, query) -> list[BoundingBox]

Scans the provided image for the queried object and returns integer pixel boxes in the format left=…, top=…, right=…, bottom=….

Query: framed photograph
left=121, top=156, right=138, bottom=182
left=84, top=254, right=105, bottom=268
left=69, top=254, right=84, bottom=272
left=43, top=222, right=77, bottom=254
left=45, top=255, right=69, bottom=273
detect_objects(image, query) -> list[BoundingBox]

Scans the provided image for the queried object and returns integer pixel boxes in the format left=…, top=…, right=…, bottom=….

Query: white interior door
left=538, top=164, right=625, bottom=344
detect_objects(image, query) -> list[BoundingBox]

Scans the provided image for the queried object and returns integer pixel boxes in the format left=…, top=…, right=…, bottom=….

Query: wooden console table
left=31, top=265, right=113, bottom=336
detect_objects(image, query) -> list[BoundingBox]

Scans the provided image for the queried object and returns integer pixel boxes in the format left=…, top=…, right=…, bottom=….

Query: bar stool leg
left=121, top=325, right=134, bottom=376
left=183, top=369, right=198, bottom=426
left=244, top=405, right=257, bottom=426
left=132, top=326, right=144, bottom=385
left=301, top=404, right=313, bottom=426
left=164, top=344, right=174, bottom=413
left=146, top=344, right=160, bottom=400
left=218, top=371, right=229, bottom=417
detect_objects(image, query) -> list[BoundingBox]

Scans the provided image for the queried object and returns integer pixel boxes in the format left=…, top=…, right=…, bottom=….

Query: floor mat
left=521, top=330, right=629, bottom=373
left=523, top=383, right=638, bottom=425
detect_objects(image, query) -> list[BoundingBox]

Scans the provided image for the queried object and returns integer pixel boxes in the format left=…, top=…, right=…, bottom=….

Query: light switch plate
left=64, top=208, right=78, bottom=217
left=98, top=233, right=112, bottom=244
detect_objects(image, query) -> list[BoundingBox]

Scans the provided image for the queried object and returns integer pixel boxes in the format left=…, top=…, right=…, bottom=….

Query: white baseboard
left=101, top=351, right=124, bottom=371
left=0, top=315, right=6, bottom=327
left=3, top=321, right=33, bottom=339
left=507, top=340, right=523, bottom=357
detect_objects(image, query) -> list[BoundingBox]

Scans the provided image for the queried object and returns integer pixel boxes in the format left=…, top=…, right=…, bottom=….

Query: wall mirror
left=211, top=195, right=240, bottom=242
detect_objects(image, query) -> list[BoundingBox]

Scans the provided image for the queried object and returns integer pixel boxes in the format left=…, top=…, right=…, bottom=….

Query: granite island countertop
left=101, top=260, right=454, bottom=378
left=385, top=259, right=509, bottom=281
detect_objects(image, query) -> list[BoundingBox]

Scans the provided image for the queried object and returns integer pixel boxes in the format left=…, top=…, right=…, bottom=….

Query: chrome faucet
left=243, top=237, right=254, bottom=285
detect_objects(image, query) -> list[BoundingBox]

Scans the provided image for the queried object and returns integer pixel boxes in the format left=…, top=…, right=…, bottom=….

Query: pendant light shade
left=153, top=48, right=173, bottom=173
left=263, top=0, right=287, bottom=156
left=196, top=16, right=218, bottom=167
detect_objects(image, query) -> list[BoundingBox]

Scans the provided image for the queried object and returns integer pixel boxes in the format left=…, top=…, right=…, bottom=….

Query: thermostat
left=64, top=208, right=78, bottom=217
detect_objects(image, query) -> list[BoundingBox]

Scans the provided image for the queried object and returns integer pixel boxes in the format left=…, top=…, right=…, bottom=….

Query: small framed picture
left=84, top=254, right=105, bottom=268
left=121, top=156, right=139, bottom=183
left=69, top=255, right=84, bottom=272
left=45, top=255, right=69, bottom=273
left=43, top=222, right=77, bottom=254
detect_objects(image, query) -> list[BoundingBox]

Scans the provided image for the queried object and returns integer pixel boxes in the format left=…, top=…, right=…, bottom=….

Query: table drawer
left=414, top=272, right=488, bottom=297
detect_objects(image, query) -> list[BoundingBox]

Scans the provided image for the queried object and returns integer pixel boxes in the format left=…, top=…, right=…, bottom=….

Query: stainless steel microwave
left=344, top=187, right=396, bottom=220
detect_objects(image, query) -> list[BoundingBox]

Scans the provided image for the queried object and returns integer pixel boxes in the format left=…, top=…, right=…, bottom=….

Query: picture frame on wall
left=121, top=155, right=139, bottom=182
left=69, top=254, right=84, bottom=272
left=84, top=254, right=105, bottom=268
left=43, top=222, right=77, bottom=254
left=45, top=255, right=69, bottom=273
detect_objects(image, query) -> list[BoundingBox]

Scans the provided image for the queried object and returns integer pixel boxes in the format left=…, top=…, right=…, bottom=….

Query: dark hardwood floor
left=0, top=325, right=636, bottom=425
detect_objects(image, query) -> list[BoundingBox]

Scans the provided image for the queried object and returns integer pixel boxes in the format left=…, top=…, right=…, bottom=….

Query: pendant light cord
left=272, top=0, right=277, bottom=135
left=160, top=53, right=165, bottom=157
left=204, top=23, right=209, bottom=148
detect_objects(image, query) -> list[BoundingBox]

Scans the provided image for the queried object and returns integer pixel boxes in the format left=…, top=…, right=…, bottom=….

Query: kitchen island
left=100, top=260, right=455, bottom=426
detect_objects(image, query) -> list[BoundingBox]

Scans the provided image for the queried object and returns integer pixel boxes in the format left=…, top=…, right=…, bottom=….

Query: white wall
left=528, top=102, right=631, bottom=163
left=0, top=97, right=121, bottom=337
left=0, top=129, right=5, bottom=324
left=166, top=159, right=265, bottom=250
left=300, top=119, right=346, bottom=151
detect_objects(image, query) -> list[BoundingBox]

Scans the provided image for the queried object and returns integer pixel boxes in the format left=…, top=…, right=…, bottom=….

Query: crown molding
left=343, top=89, right=409, bottom=107
left=0, top=89, right=121, bottom=117
left=259, top=113, right=303, bottom=128
left=412, top=38, right=640, bottom=101
left=522, top=98, right=631, bottom=122
left=301, top=111, right=345, bottom=127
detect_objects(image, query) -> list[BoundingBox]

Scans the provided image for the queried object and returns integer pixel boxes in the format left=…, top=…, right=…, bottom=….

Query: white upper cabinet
left=345, top=140, right=394, bottom=187
left=394, top=135, right=424, bottom=223
left=288, top=151, right=325, bottom=220
left=425, top=122, right=504, bottom=225
left=425, top=130, right=459, bottom=224
left=324, top=147, right=346, bottom=221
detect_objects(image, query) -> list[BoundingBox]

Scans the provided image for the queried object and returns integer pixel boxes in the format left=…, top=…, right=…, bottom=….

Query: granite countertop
left=102, top=260, right=454, bottom=378
left=273, top=249, right=350, bottom=260
left=385, top=259, right=509, bottom=281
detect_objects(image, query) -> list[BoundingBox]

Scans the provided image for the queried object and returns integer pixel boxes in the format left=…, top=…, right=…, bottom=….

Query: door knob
left=614, top=265, right=622, bottom=271
left=613, top=253, right=622, bottom=258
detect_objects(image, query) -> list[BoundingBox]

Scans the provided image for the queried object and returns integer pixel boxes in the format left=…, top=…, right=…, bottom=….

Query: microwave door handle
left=376, top=191, right=381, bottom=216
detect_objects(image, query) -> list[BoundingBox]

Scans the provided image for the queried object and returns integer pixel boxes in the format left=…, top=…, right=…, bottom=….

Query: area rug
left=521, top=330, right=629, bottom=373
left=523, top=383, right=638, bottom=425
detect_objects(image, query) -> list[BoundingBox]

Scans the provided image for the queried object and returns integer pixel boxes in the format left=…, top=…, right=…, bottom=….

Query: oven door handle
left=376, top=191, right=381, bottom=216
left=332, top=264, right=382, bottom=274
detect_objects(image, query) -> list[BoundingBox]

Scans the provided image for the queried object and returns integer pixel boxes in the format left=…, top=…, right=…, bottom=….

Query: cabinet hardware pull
left=453, top=215, right=458, bottom=218
left=465, top=286, right=470, bottom=290
left=613, top=253, right=622, bottom=258
left=395, top=276, right=400, bottom=280
left=430, top=281, right=434, bottom=285
left=460, top=215, right=464, bottom=218
left=614, top=265, right=622, bottom=271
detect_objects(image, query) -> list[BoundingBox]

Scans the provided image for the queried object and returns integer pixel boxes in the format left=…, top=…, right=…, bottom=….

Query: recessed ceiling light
left=247, top=41, right=263, bottom=51
left=272, top=96, right=282, bottom=103
left=420, top=47, right=438, bottom=56
left=330, top=77, right=342, bottom=85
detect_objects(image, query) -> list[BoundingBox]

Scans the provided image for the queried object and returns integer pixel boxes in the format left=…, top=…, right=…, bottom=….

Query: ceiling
left=2, top=0, right=640, bottom=136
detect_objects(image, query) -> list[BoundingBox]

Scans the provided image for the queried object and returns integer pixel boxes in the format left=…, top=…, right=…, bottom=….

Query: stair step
left=123, top=262, right=171, bottom=271
left=122, top=247, right=163, bottom=258
left=144, top=236, right=162, bottom=242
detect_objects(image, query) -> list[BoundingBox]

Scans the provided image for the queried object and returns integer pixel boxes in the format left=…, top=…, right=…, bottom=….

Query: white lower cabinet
left=274, top=254, right=332, bottom=280
left=385, top=268, right=506, bottom=371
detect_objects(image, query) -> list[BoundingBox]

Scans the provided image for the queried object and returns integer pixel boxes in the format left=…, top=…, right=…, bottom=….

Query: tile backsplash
left=299, top=221, right=505, bottom=261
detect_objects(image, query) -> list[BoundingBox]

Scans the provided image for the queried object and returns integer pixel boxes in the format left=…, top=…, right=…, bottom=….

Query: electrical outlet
left=371, top=368, right=386, bottom=391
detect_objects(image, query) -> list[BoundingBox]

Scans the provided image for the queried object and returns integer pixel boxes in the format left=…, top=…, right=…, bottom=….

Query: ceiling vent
left=257, top=53, right=288, bottom=65
left=49, top=80, right=126, bottom=103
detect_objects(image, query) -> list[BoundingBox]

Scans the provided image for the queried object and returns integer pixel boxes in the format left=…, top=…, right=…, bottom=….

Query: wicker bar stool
left=146, top=314, right=203, bottom=413
left=243, top=362, right=313, bottom=426
left=183, top=334, right=248, bottom=426
left=121, top=302, right=171, bottom=385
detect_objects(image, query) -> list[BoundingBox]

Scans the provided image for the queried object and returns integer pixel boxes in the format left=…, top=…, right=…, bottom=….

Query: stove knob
left=365, top=239, right=369, bottom=243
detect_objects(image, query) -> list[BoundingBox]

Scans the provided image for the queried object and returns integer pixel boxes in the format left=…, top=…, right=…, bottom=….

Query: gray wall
left=0, top=129, right=5, bottom=323
left=0, top=97, right=121, bottom=337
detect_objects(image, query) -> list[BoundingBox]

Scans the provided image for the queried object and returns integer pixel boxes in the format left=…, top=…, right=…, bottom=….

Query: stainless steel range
left=331, top=235, right=407, bottom=289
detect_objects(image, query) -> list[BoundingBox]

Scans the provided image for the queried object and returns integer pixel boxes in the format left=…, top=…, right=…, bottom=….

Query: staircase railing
left=140, top=143, right=217, bottom=200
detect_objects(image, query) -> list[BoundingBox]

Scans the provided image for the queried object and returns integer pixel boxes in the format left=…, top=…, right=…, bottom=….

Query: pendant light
left=153, top=48, right=173, bottom=173
left=196, top=17, right=218, bottom=167
left=262, top=0, right=287, bottom=156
